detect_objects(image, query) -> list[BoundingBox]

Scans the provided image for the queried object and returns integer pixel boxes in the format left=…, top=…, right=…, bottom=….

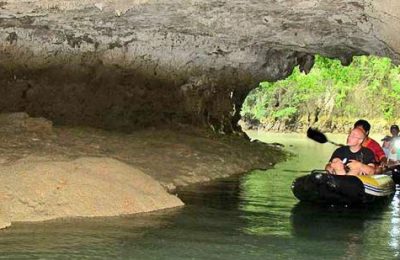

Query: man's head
left=354, top=119, right=371, bottom=135
left=390, top=124, right=399, bottom=136
left=347, top=127, right=366, bottom=148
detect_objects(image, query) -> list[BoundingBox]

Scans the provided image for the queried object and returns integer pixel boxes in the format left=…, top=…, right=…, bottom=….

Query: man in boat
left=325, top=127, right=376, bottom=175
left=353, top=119, right=387, bottom=165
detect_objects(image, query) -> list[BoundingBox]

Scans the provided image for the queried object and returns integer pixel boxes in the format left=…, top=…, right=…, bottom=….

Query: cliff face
left=1, top=0, right=399, bottom=132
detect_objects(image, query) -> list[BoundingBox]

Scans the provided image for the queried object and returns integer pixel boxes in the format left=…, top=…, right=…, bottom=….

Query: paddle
left=306, top=127, right=344, bottom=146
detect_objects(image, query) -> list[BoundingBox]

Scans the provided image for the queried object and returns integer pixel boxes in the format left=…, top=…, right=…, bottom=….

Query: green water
left=0, top=132, right=399, bottom=259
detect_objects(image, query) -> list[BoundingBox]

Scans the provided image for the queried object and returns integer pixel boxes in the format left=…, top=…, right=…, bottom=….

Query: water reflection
left=290, top=203, right=371, bottom=258
left=389, top=194, right=400, bottom=257
left=291, top=203, right=386, bottom=240
left=238, top=169, right=294, bottom=237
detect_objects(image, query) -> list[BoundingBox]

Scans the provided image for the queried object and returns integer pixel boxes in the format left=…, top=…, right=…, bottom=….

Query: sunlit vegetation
left=241, top=55, right=400, bottom=131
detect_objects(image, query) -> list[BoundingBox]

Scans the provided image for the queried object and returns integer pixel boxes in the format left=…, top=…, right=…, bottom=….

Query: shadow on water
left=176, top=175, right=242, bottom=211
left=291, top=202, right=390, bottom=240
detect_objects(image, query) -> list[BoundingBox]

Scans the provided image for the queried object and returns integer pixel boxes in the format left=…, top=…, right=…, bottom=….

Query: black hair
left=354, top=119, right=371, bottom=134
left=390, top=125, right=399, bottom=131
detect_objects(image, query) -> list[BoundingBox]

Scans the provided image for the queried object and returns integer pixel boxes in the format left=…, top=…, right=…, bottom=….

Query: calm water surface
left=1, top=132, right=399, bottom=259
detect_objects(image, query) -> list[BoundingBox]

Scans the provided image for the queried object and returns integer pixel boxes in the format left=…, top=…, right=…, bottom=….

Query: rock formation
left=0, top=0, right=399, bottom=132
left=0, top=156, right=184, bottom=229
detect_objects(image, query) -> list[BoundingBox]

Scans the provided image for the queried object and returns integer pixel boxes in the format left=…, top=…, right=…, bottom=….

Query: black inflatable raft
left=292, top=170, right=396, bottom=205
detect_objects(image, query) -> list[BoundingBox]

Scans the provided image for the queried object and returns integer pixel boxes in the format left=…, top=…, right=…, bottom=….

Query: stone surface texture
left=0, top=0, right=398, bottom=132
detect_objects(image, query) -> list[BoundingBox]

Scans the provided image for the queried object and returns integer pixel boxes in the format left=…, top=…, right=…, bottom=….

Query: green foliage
left=241, top=55, right=400, bottom=126
left=272, top=107, right=297, bottom=119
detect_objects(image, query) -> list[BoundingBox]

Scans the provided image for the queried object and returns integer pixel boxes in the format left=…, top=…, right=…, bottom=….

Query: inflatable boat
left=292, top=170, right=396, bottom=205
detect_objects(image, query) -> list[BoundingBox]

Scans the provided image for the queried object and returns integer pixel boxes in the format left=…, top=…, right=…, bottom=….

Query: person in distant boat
left=325, top=127, right=376, bottom=175
left=384, top=124, right=400, bottom=164
left=353, top=119, right=387, bottom=166
left=382, top=135, right=392, bottom=158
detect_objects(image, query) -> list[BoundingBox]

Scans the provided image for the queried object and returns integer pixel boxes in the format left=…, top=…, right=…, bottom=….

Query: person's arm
left=347, top=160, right=376, bottom=175
left=361, top=163, right=376, bottom=175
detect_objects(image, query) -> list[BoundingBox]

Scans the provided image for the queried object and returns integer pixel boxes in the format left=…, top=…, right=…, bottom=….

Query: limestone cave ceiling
left=0, top=0, right=399, bottom=132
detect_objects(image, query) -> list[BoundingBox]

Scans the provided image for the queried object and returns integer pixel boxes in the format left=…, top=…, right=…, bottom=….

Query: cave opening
left=240, top=55, right=400, bottom=133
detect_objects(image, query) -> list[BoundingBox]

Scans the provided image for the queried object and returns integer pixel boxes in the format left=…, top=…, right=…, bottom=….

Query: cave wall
left=0, top=0, right=399, bottom=133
